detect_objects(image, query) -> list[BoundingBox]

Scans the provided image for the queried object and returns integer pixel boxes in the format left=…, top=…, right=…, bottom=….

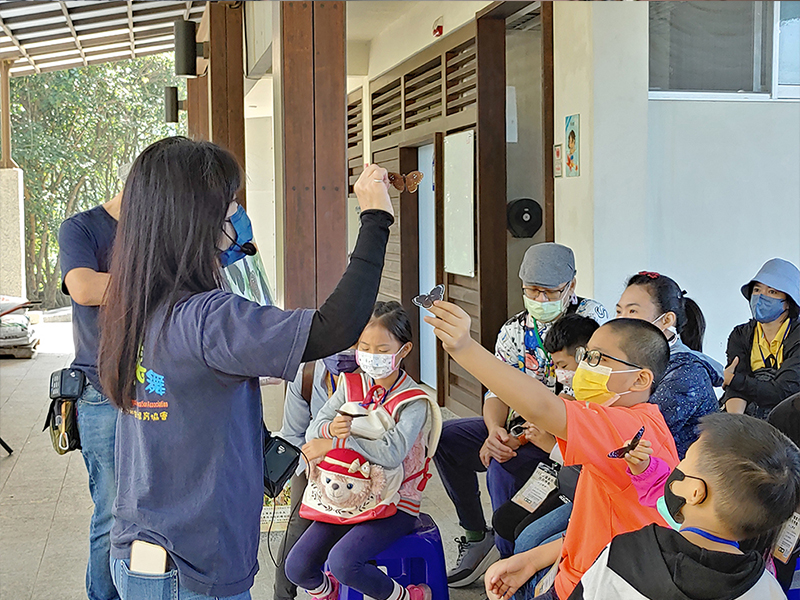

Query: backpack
left=300, top=372, right=442, bottom=524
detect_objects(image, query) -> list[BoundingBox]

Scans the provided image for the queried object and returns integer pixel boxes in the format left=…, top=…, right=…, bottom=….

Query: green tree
left=11, top=54, right=186, bottom=308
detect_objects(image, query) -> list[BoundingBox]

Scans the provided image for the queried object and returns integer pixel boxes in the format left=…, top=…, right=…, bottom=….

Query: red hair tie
left=637, top=271, right=661, bottom=279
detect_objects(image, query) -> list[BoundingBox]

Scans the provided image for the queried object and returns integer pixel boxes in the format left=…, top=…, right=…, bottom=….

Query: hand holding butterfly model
left=622, top=437, right=653, bottom=476
left=354, top=164, right=394, bottom=217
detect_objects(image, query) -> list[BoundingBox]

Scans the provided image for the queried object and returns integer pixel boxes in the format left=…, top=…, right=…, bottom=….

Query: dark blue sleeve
left=199, top=291, right=314, bottom=380
left=58, top=216, right=100, bottom=294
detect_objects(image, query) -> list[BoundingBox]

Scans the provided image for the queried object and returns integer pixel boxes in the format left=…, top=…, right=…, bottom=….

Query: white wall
left=506, top=28, right=545, bottom=316
left=244, top=116, right=278, bottom=297
left=648, top=100, right=800, bottom=361
left=367, top=1, right=491, bottom=79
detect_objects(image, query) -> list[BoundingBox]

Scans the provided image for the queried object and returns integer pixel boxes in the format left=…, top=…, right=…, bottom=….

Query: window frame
left=648, top=1, right=799, bottom=102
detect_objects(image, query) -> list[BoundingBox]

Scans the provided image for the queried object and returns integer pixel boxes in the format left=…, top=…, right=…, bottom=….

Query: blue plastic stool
left=332, top=513, right=449, bottom=600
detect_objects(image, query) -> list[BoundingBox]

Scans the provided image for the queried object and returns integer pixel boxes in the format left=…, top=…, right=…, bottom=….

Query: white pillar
left=0, top=168, right=26, bottom=297
left=552, top=1, right=650, bottom=309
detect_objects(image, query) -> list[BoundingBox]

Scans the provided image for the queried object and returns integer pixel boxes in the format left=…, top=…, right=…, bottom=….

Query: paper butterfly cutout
left=607, top=426, right=645, bottom=459
left=412, top=284, right=444, bottom=309
left=388, top=171, right=424, bottom=193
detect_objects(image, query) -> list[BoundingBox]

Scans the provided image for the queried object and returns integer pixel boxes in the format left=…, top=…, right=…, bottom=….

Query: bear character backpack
left=300, top=372, right=442, bottom=524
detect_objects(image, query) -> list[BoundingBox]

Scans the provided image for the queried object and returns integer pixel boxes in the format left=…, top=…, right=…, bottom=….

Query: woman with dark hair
left=616, top=272, right=722, bottom=458
left=98, top=136, right=394, bottom=599
left=722, top=258, right=800, bottom=419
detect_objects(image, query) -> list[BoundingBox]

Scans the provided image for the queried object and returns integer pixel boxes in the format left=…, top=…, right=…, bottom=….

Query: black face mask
left=664, top=467, right=707, bottom=524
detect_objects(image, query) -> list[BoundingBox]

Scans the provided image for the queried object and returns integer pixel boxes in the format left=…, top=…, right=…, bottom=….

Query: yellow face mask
left=571, top=361, right=639, bottom=406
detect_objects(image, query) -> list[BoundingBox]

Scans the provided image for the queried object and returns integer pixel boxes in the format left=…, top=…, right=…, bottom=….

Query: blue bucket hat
left=741, top=258, right=800, bottom=308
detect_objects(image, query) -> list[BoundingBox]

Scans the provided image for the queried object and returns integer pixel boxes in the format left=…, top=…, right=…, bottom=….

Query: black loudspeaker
left=507, top=198, right=543, bottom=238
left=174, top=19, right=198, bottom=77
left=165, top=86, right=179, bottom=123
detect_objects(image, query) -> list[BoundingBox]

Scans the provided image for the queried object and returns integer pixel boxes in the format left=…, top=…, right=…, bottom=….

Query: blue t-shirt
left=58, top=205, right=117, bottom=394
left=110, top=290, right=313, bottom=597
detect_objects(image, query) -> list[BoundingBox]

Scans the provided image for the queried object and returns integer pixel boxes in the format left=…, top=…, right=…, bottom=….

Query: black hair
left=369, top=301, right=413, bottom=346
left=543, top=314, right=599, bottom=356
left=568, top=130, right=576, bottom=143
left=626, top=272, right=706, bottom=352
left=745, top=282, right=800, bottom=320
left=100, top=137, right=242, bottom=411
left=602, top=318, right=670, bottom=390
left=697, top=413, right=800, bottom=540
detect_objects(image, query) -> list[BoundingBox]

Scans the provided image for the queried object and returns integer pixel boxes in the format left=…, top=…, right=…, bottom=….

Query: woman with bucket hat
left=722, top=258, right=800, bottom=419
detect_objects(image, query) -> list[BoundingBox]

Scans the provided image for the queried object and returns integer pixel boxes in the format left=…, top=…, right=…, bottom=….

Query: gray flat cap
left=519, top=242, right=577, bottom=288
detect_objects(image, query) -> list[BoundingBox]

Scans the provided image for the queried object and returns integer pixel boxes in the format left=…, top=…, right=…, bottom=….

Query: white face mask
left=356, top=348, right=405, bottom=380
left=555, top=368, right=575, bottom=388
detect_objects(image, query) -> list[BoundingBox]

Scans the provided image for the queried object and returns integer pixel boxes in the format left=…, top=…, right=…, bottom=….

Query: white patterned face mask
left=356, top=346, right=407, bottom=380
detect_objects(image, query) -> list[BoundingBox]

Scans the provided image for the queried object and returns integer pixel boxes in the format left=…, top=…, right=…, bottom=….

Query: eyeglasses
left=574, top=346, right=643, bottom=370
left=523, top=284, right=569, bottom=302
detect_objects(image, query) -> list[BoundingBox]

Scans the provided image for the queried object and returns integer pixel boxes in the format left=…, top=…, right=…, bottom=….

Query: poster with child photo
left=566, top=114, right=580, bottom=177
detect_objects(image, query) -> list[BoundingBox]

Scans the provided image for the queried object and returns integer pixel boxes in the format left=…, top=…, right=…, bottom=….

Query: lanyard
left=758, top=322, right=790, bottom=369
left=365, top=371, right=404, bottom=406
left=682, top=527, right=740, bottom=549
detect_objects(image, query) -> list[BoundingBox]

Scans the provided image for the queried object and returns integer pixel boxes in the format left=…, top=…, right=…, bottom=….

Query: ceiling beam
left=126, top=0, right=134, bottom=59
left=59, top=2, right=87, bottom=67
left=0, top=13, right=39, bottom=73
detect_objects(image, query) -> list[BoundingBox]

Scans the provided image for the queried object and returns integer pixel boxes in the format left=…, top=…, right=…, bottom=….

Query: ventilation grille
left=404, top=57, right=443, bottom=130
left=348, top=92, right=364, bottom=196
left=371, top=78, right=402, bottom=141
left=445, top=39, right=477, bottom=116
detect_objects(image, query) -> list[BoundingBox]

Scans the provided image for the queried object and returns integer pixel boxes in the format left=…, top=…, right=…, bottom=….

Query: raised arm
left=425, top=301, right=568, bottom=439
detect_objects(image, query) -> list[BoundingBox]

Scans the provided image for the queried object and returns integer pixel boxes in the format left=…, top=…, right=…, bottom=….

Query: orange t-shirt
left=553, top=398, right=679, bottom=600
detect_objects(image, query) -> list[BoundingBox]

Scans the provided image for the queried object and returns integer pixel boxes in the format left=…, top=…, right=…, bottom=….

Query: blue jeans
left=78, top=383, right=120, bottom=600
left=511, top=531, right=563, bottom=600
left=111, top=558, right=251, bottom=600
left=514, top=503, right=571, bottom=554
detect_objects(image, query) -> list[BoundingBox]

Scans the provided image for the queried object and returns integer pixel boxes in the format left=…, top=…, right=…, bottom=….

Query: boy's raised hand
left=423, top=301, right=474, bottom=354
left=624, top=438, right=653, bottom=476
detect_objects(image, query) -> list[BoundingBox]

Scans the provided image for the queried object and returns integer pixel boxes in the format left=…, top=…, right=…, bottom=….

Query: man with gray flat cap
left=434, top=242, right=609, bottom=588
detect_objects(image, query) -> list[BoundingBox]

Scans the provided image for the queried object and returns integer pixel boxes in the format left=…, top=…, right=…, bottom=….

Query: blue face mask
left=219, top=205, right=255, bottom=268
left=750, top=293, right=786, bottom=323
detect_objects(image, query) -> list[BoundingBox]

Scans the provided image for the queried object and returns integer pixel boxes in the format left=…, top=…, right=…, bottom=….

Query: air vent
left=404, top=56, right=442, bottom=130
left=445, top=38, right=476, bottom=116
left=507, top=2, right=542, bottom=31
left=347, top=91, right=364, bottom=195
left=371, top=78, right=402, bottom=141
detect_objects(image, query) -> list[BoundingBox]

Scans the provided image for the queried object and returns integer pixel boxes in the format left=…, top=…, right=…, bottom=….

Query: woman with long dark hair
left=99, top=136, right=394, bottom=599
left=615, top=272, right=722, bottom=458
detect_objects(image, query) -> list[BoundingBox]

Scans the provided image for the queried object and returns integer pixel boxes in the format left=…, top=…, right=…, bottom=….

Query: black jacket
left=721, top=318, right=800, bottom=412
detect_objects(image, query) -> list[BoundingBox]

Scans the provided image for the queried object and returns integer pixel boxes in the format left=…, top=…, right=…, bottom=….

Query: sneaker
left=406, top=583, right=432, bottom=600
left=447, top=530, right=501, bottom=588
left=310, top=572, right=339, bottom=600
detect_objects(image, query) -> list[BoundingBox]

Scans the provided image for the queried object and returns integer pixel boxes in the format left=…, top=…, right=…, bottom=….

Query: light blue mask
left=219, top=205, right=255, bottom=267
left=750, top=294, right=786, bottom=323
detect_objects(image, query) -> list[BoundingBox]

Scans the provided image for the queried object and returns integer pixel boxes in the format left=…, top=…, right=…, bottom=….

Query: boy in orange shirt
left=425, top=304, right=679, bottom=600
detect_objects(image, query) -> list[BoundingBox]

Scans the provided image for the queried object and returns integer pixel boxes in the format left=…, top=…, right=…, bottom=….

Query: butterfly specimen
left=388, top=171, right=424, bottom=193
left=412, top=284, right=445, bottom=309
left=607, top=426, right=645, bottom=459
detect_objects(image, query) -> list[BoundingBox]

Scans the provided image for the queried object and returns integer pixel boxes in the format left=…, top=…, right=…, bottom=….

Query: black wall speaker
left=165, top=86, right=179, bottom=123
left=507, top=198, right=543, bottom=238
left=174, top=19, right=198, bottom=77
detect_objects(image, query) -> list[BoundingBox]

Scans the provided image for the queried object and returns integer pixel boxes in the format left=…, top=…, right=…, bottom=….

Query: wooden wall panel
left=313, top=1, right=347, bottom=306
left=541, top=1, right=555, bottom=242
left=279, top=1, right=316, bottom=308
left=186, top=75, right=208, bottom=140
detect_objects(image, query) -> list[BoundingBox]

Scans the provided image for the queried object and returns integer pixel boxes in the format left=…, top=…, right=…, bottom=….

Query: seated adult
left=491, top=315, right=598, bottom=554
left=433, top=243, right=609, bottom=587
left=722, top=258, right=800, bottom=419
left=616, top=272, right=722, bottom=458
left=274, top=350, right=358, bottom=600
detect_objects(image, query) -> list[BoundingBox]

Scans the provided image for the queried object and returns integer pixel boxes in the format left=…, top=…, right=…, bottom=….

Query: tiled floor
left=0, top=322, right=490, bottom=600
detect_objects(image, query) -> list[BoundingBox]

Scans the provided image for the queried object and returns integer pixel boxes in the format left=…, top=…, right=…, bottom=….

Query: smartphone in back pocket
left=130, top=540, right=168, bottom=575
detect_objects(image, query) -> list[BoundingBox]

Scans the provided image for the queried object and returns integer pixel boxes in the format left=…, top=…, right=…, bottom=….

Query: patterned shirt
left=488, top=296, right=610, bottom=409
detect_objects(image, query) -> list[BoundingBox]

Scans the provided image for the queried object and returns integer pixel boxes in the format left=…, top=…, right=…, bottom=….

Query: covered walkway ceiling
left=0, top=0, right=205, bottom=76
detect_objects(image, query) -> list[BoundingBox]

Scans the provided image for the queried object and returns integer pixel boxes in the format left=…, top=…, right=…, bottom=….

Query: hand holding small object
left=608, top=426, right=645, bottom=459
left=354, top=164, right=393, bottom=217
left=330, top=414, right=353, bottom=439
left=623, top=438, right=653, bottom=476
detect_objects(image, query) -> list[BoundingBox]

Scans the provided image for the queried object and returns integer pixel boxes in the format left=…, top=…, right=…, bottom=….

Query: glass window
left=779, top=2, right=800, bottom=85
left=649, top=1, right=773, bottom=93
